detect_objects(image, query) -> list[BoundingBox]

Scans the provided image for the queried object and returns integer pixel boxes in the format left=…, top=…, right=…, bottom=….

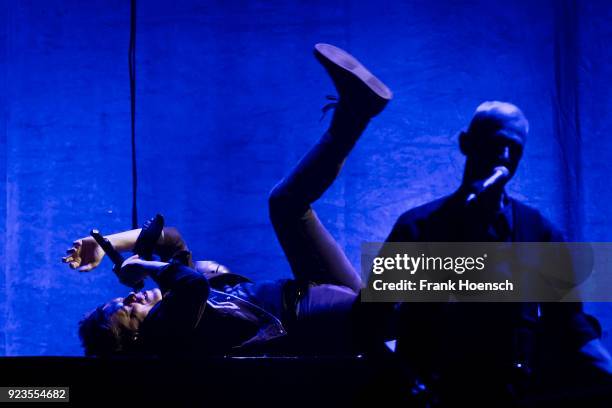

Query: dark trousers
left=268, top=124, right=366, bottom=352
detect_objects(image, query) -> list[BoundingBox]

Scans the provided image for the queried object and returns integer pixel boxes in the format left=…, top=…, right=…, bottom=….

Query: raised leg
left=269, top=43, right=392, bottom=293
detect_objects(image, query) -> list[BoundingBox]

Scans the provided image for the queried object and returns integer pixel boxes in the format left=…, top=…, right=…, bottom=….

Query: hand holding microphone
left=90, top=229, right=144, bottom=291
left=465, top=166, right=510, bottom=206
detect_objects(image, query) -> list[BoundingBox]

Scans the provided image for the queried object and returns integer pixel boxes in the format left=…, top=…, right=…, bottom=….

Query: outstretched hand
left=62, top=237, right=105, bottom=272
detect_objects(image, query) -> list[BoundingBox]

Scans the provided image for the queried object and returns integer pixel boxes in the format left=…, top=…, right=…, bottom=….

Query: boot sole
left=314, top=43, right=393, bottom=101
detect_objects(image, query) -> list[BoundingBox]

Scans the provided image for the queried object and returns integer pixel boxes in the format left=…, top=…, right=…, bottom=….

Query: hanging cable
left=129, top=0, right=138, bottom=229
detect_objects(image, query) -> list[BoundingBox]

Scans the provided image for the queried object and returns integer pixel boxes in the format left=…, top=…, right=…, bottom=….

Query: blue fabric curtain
left=1, top=0, right=611, bottom=355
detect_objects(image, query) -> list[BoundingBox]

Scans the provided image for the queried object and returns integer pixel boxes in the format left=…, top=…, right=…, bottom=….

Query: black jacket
left=139, top=263, right=287, bottom=357
left=387, top=192, right=600, bottom=375
left=137, top=228, right=287, bottom=357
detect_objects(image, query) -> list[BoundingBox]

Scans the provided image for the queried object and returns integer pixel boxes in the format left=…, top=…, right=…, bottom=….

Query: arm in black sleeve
left=147, top=263, right=210, bottom=331
left=369, top=213, right=419, bottom=287
left=358, top=214, right=420, bottom=348
left=149, top=262, right=209, bottom=294
left=537, top=215, right=600, bottom=348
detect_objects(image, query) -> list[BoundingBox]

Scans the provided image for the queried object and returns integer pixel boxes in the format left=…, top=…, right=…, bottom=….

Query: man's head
left=78, top=289, right=162, bottom=356
left=459, top=101, right=528, bottom=183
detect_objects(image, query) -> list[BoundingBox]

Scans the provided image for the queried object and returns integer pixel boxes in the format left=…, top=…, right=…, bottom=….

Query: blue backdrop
left=1, top=0, right=611, bottom=356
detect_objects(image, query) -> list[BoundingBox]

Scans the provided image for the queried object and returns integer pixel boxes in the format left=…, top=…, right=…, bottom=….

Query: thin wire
left=129, top=0, right=138, bottom=229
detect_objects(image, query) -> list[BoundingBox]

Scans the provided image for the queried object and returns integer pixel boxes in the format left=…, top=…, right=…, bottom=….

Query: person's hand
left=62, top=237, right=105, bottom=272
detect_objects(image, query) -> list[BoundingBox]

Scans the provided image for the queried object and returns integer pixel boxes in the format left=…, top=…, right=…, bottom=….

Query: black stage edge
left=1, top=356, right=611, bottom=406
left=0, top=356, right=407, bottom=406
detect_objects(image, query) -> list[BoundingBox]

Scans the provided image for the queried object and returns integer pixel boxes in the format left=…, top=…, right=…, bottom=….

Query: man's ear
left=459, top=131, right=470, bottom=155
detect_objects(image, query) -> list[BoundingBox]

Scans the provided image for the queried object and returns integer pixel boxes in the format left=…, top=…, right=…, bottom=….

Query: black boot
left=272, top=44, right=393, bottom=207
left=314, top=43, right=392, bottom=119
left=314, top=43, right=392, bottom=153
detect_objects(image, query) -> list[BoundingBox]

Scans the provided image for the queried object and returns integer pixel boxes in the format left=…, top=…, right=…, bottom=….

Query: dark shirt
left=386, top=190, right=599, bottom=377
left=387, top=190, right=531, bottom=243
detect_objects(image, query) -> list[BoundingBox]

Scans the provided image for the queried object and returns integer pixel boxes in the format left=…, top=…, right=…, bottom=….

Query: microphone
left=90, top=229, right=144, bottom=291
left=90, top=229, right=125, bottom=268
left=465, top=166, right=510, bottom=205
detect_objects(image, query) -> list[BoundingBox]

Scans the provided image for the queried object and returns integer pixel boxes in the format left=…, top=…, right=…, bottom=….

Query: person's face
left=464, top=129, right=524, bottom=181
left=105, top=289, right=163, bottom=333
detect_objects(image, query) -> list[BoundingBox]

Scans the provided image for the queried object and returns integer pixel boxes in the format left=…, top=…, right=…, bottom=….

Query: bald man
left=384, top=102, right=611, bottom=404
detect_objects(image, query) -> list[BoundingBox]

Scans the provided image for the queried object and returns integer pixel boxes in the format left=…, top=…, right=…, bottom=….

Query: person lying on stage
left=62, top=42, right=393, bottom=357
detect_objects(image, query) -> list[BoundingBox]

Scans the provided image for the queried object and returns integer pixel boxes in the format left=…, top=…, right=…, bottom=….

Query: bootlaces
left=320, top=95, right=339, bottom=121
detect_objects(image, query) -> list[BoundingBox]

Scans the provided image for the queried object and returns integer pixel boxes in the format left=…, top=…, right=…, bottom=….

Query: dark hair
left=78, top=304, right=136, bottom=356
